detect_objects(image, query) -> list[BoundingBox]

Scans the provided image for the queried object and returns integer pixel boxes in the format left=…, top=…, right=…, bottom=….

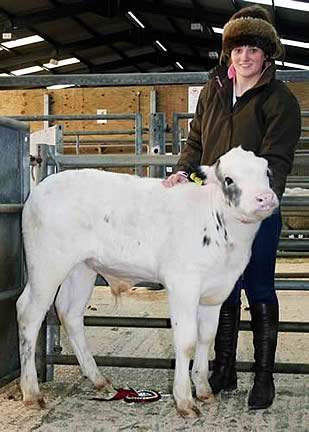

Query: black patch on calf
left=214, top=211, right=229, bottom=243
left=215, top=160, right=242, bottom=207
left=104, top=215, right=110, bottom=223
left=202, top=235, right=211, bottom=247
left=223, top=183, right=242, bottom=207
left=215, top=211, right=223, bottom=228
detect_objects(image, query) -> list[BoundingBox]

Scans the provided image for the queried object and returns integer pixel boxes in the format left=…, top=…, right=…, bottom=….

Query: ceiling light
left=46, top=84, right=75, bottom=90
left=211, top=28, right=309, bottom=51
left=243, top=0, right=309, bottom=12
left=2, top=35, right=44, bottom=49
left=126, top=11, right=145, bottom=29
left=175, top=62, right=184, bottom=69
left=242, top=0, right=272, bottom=4
left=11, top=65, right=43, bottom=75
left=43, top=57, right=80, bottom=68
left=2, top=33, right=12, bottom=40
left=281, top=38, right=309, bottom=50
left=275, top=60, right=309, bottom=70
left=155, top=40, right=167, bottom=52
left=49, top=58, right=59, bottom=65
left=190, top=22, right=204, bottom=32
left=209, top=51, right=219, bottom=59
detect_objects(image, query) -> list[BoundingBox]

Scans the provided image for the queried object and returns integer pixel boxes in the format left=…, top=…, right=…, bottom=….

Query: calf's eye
left=224, top=177, right=233, bottom=186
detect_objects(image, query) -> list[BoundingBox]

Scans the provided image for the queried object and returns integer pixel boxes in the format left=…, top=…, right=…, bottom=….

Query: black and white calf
left=17, top=147, right=278, bottom=418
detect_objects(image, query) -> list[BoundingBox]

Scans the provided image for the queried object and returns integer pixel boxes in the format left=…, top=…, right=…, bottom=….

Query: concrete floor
left=0, top=258, right=308, bottom=432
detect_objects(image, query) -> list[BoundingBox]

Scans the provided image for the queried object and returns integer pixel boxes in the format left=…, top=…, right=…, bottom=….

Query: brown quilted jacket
left=177, top=64, right=301, bottom=199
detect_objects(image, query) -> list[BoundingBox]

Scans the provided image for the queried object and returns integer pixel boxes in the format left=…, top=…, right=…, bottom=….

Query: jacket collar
left=214, top=62, right=276, bottom=90
left=213, top=63, right=276, bottom=109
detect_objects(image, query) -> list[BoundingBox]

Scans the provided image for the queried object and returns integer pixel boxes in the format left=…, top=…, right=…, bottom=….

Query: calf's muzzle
left=255, top=192, right=278, bottom=211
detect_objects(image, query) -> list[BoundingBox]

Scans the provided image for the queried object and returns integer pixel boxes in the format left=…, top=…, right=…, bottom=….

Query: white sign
left=97, top=109, right=107, bottom=124
left=188, top=86, right=203, bottom=129
left=188, top=86, right=203, bottom=113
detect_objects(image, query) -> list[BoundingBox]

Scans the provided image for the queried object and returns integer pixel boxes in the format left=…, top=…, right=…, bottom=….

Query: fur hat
left=220, top=5, right=284, bottom=64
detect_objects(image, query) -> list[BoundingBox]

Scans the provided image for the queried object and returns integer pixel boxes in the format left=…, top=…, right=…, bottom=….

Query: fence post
left=148, top=112, right=166, bottom=178
left=135, top=113, right=143, bottom=176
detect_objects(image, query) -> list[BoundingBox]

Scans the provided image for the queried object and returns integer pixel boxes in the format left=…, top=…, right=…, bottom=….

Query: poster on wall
left=188, top=86, right=203, bottom=129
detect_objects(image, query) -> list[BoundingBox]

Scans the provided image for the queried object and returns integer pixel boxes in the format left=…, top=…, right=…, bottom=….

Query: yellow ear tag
left=190, top=172, right=204, bottom=186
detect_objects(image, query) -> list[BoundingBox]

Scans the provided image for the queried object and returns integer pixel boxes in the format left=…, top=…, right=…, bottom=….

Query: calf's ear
left=196, top=161, right=222, bottom=186
left=189, top=159, right=223, bottom=186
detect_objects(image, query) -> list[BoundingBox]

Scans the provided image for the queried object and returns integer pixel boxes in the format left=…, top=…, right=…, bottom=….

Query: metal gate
left=0, top=117, right=29, bottom=386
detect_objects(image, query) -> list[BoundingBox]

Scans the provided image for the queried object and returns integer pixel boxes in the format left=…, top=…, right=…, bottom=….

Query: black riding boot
left=209, top=303, right=240, bottom=394
left=248, top=303, right=279, bottom=409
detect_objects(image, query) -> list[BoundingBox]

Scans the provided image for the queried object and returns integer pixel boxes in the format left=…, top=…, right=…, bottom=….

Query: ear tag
left=190, top=172, right=204, bottom=186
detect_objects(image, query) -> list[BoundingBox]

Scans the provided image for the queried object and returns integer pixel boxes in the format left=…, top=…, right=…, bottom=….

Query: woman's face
left=231, top=46, right=265, bottom=80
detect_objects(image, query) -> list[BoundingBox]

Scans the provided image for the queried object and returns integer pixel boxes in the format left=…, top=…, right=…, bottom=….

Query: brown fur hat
left=220, top=5, right=284, bottom=64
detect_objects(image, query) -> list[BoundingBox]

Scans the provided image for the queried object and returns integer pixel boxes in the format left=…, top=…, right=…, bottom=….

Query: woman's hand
left=162, top=171, right=189, bottom=188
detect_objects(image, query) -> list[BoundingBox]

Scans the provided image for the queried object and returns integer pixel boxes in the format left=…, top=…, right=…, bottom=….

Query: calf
left=17, top=147, right=278, bottom=418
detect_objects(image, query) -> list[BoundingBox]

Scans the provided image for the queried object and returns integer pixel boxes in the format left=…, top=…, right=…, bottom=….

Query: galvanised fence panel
left=0, top=117, right=29, bottom=385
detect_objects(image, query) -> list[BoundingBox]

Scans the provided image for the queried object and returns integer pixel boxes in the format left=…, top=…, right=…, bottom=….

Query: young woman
left=163, top=5, right=301, bottom=409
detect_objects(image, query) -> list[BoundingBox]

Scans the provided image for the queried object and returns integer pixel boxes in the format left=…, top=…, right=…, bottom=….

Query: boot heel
left=248, top=304, right=278, bottom=409
left=209, top=366, right=237, bottom=394
left=223, top=381, right=237, bottom=392
left=248, top=372, right=275, bottom=409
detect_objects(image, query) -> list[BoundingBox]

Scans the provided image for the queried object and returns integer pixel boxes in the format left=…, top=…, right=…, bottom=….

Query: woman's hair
left=220, top=5, right=284, bottom=65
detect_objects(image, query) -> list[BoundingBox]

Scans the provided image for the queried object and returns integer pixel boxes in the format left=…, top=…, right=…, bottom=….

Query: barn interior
left=0, top=1, right=308, bottom=431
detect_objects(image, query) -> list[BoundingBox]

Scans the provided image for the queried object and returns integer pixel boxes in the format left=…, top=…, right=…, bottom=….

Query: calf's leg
left=192, top=303, right=221, bottom=403
left=167, top=284, right=200, bottom=418
left=55, top=262, right=112, bottom=391
left=17, top=277, right=63, bottom=408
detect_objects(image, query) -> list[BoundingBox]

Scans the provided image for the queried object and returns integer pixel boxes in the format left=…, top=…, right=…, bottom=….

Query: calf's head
left=197, top=147, right=279, bottom=223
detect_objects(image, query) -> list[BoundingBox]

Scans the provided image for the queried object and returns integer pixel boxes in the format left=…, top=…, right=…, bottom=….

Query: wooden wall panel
left=0, top=80, right=307, bottom=156
left=50, top=87, right=150, bottom=132
left=0, top=89, right=45, bottom=132
left=155, top=84, right=188, bottom=125
left=287, top=82, right=309, bottom=142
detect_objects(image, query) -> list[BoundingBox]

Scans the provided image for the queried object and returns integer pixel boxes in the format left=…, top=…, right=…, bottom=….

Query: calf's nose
left=256, top=192, right=277, bottom=209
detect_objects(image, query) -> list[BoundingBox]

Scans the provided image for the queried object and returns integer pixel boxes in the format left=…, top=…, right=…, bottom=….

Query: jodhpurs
left=224, top=209, right=282, bottom=306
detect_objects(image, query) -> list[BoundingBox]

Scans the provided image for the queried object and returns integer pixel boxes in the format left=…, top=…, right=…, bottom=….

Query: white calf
left=17, top=147, right=278, bottom=417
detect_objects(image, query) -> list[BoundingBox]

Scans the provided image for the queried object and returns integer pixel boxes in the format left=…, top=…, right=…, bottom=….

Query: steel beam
left=10, top=114, right=136, bottom=121
left=63, top=129, right=138, bottom=136
left=47, top=154, right=179, bottom=167
left=1, top=70, right=309, bottom=89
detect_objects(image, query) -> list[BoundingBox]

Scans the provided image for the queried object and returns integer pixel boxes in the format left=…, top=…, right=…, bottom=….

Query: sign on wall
left=188, top=86, right=203, bottom=128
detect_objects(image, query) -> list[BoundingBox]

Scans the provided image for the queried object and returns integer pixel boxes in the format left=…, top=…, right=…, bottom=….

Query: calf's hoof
left=177, top=403, right=200, bottom=418
left=197, top=391, right=216, bottom=404
left=23, top=397, right=46, bottom=410
left=95, top=378, right=113, bottom=391
left=96, top=379, right=119, bottom=400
